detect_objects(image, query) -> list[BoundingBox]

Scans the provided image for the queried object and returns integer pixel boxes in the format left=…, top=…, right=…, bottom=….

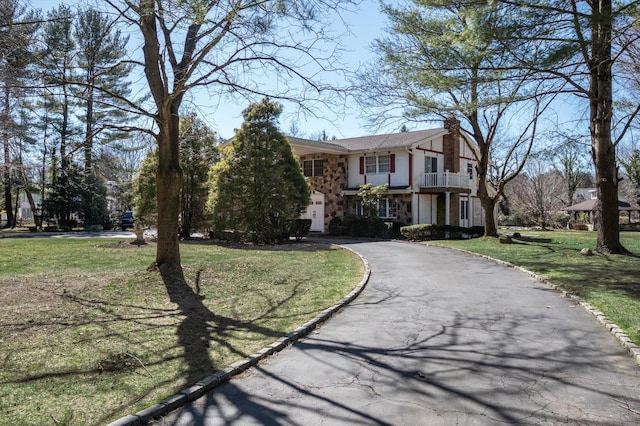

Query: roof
left=564, top=199, right=640, bottom=212
left=288, top=128, right=450, bottom=153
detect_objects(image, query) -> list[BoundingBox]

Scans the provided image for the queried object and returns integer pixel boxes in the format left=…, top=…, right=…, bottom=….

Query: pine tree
left=0, top=0, right=39, bottom=228
left=208, top=99, right=309, bottom=243
left=74, top=7, right=132, bottom=227
left=39, top=5, right=79, bottom=227
left=134, top=113, right=218, bottom=236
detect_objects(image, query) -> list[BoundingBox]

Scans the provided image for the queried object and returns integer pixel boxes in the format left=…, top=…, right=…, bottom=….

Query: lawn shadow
left=158, top=264, right=287, bottom=384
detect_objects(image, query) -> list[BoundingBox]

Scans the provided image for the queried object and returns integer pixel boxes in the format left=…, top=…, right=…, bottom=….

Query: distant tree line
left=0, top=0, right=145, bottom=230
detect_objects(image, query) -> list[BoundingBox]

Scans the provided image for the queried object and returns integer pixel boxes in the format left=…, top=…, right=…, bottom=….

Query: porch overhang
left=340, top=186, right=412, bottom=196
left=418, top=187, right=472, bottom=195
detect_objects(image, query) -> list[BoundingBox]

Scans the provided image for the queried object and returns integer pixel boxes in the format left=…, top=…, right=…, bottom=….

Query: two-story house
left=289, top=119, right=484, bottom=232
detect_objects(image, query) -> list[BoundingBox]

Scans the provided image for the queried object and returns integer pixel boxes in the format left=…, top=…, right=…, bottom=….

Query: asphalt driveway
left=158, top=240, right=640, bottom=425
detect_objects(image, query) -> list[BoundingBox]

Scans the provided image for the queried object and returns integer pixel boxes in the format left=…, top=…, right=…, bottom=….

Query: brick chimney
left=443, top=117, right=460, bottom=173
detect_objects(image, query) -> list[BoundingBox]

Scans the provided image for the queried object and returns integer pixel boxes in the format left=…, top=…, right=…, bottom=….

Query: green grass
left=432, top=230, right=640, bottom=346
left=0, top=238, right=363, bottom=425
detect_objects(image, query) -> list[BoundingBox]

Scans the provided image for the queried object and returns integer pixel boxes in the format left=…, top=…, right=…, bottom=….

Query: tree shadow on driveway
left=160, top=309, right=640, bottom=425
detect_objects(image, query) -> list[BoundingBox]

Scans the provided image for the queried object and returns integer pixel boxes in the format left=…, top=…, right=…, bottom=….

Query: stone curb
left=106, top=244, right=371, bottom=426
left=428, top=243, right=640, bottom=367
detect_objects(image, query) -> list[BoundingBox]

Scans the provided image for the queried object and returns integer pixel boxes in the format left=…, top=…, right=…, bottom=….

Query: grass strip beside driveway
left=0, top=238, right=363, bottom=425
left=432, top=231, right=640, bottom=348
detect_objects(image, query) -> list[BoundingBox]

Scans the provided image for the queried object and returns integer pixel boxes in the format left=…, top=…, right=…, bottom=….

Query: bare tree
left=499, top=0, right=640, bottom=253
left=507, top=157, right=566, bottom=229
left=101, top=0, right=355, bottom=274
left=546, top=131, right=591, bottom=205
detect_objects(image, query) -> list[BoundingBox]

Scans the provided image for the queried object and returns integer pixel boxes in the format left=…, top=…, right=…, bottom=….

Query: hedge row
left=400, top=224, right=485, bottom=241
left=328, top=216, right=402, bottom=238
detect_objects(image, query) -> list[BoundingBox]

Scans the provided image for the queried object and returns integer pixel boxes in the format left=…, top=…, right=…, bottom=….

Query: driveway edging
left=426, top=242, right=640, bottom=367
left=106, top=244, right=371, bottom=426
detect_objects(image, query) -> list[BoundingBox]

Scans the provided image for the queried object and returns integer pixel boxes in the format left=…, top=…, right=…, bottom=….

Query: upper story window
left=425, top=156, right=438, bottom=173
left=303, top=159, right=323, bottom=177
left=365, top=156, right=377, bottom=174
left=361, top=154, right=394, bottom=174
left=467, top=163, right=473, bottom=179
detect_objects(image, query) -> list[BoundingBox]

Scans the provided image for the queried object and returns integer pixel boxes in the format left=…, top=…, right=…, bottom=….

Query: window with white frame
left=364, top=155, right=391, bottom=174
left=355, top=197, right=398, bottom=219
left=378, top=198, right=398, bottom=219
left=365, top=156, right=377, bottom=174
left=303, top=159, right=323, bottom=177
left=460, top=199, right=469, bottom=221
left=424, top=156, right=437, bottom=173
left=378, top=155, right=391, bottom=173
left=467, top=163, right=473, bottom=179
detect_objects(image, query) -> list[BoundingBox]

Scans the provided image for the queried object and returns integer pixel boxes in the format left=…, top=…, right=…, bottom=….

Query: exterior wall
left=293, top=125, right=484, bottom=231
left=413, top=137, right=444, bottom=186
left=299, top=153, right=349, bottom=230
left=347, top=150, right=411, bottom=188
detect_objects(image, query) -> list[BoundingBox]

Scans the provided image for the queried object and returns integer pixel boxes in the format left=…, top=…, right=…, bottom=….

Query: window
left=460, top=199, right=469, bottom=221
left=425, top=156, right=438, bottom=173
left=356, top=198, right=398, bottom=219
left=361, top=154, right=395, bottom=174
left=378, top=155, right=391, bottom=173
left=378, top=198, right=398, bottom=219
left=467, top=163, right=473, bottom=179
left=365, top=156, right=377, bottom=174
left=303, top=159, right=323, bottom=177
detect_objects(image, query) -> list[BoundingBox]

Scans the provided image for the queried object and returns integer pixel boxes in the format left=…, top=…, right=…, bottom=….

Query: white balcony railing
left=419, top=171, right=473, bottom=190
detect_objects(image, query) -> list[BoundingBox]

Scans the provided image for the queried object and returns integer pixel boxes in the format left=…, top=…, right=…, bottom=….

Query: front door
left=302, top=192, right=325, bottom=232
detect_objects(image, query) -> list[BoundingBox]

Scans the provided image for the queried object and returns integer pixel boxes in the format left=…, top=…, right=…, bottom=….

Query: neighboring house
left=573, top=188, right=597, bottom=203
left=15, top=192, right=42, bottom=225
left=289, top=119, right=484, bottom=232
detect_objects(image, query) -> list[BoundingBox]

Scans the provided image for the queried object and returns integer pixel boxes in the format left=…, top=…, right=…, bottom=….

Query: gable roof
left=564, top=199, right=640, bottom=212
left=288, top=128, right=450, bottom=154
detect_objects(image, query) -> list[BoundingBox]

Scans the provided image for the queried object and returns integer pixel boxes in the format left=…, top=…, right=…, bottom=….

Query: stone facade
left=299, top=153, right=349, bottom=229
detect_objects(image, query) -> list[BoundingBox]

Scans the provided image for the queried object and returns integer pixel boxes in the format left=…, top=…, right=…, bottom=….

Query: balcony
left=418, top=171, right=473, bottom=192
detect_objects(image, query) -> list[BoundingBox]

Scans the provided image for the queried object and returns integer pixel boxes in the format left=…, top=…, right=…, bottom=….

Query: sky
left=29, top=0, right=392, bottom=140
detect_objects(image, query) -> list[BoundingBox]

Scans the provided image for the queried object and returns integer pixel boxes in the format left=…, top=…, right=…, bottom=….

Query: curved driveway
left=159, top=240, right=640, bottom=425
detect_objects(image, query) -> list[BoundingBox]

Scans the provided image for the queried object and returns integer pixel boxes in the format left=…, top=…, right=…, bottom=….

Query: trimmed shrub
left=328, top=217, right=343, bottom=236
left=288, top=219, right=312, bottom=240
left=400, top=224, right=433, bottom=241
left=400, top=224, right=485, bottom=241
left=342, top=215, right=388, bottom=238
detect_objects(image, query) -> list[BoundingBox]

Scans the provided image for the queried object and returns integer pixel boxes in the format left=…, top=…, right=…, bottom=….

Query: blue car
left=121, top=211, right=136, bottom=230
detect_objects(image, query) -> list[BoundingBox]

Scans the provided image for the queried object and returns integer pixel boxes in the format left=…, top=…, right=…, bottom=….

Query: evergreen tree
left=74, top=7, right=132, bottom=226
left=132, top=147, right=158, bottom=227
left=39, top=5, right=79, bottom=227
left=134, top=113, right=218, bottom=236
left=179, top=112, right=218, bottom=238
left=0, top=0, right=39, bottom=228
left=208, top=99, right=310, bottom=243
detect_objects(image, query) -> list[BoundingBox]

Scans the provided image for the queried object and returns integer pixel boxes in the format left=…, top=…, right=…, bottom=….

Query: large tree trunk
left=590, top=0, right=626, bottom=254
left=83, top=85, right=94, bottom=227
left=478, top=185, right=498, bottom=237
left=155, top=102, right=183, bottom=269
left=2, top=84, right=14, bottom=228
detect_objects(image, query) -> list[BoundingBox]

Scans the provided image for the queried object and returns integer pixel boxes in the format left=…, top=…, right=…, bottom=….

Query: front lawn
left=0, top=238, right=363, bottom=425
left=432, top=231, right=640, bottom=346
